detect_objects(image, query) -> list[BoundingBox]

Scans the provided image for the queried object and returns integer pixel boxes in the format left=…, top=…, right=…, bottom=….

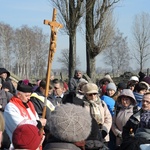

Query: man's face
left=75, top=72, right=82, bottom=79
left=53, top=83, right=64, bottom=97
left=142, top=94, right=150, bottom=111
left=18, top=92, right=31, bottom=103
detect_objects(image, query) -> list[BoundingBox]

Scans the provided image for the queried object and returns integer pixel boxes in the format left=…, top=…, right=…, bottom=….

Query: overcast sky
left=0, top=0, right=150, bottom=71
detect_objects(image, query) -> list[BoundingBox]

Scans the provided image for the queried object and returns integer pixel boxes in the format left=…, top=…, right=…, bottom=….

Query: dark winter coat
left=43, top=136, right=81, bottom=150
left=44, top=143, right=81, bottom=150
left=0, top=68, right=16, bottom=95
left=122, top=109, right=143, bottom=140
left=0, top=89, right=13, bottom=111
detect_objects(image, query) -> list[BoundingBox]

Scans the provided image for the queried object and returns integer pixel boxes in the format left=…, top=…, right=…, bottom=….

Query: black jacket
left=122, top=109, right=143, bottom=140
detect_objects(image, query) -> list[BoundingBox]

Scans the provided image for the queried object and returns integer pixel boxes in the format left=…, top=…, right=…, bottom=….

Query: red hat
left=12, top=124, right=41, bottom=150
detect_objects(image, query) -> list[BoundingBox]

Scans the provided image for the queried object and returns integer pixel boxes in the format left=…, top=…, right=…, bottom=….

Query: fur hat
left=82, top=83, right=99, bottom=94
left=12, top=124, right=41, bottom=150
left=17, top=80, right=33, bottom=92
left=49, top=103, right=92, bottom=142
left=106, top=83, right=117, bottom=92
left=0, top=68, right=10, bottom=77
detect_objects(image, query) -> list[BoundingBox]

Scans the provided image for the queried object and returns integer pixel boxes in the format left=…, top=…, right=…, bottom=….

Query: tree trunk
left=69, top=33, right=76, bottom=80
left=86, top=1, right=96, bottom=81
left=86, top=46, right=96, bottom=81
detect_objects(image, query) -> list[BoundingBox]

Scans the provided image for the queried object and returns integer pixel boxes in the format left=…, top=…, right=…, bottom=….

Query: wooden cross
left=41, top=8, right=63, bottom=122
left=44, top=8, right=63, bottom=55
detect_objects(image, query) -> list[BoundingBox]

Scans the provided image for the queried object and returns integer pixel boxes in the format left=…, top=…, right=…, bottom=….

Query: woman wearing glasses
left=82, top=83, right=112, bottom=148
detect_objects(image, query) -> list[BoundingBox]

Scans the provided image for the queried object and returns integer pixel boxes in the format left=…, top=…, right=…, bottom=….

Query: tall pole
left=42, top=8, right=63, bottom=121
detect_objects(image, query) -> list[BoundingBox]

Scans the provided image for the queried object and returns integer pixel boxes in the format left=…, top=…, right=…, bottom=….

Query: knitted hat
left=117, top=82, right=127, bottom=90
left=106, top=83, right=117, bottom=92
left=75, top=69, right=82, bottom=74
left=82, top=83, right=99, bottom=94
left=17, top=80, right=33, bottom=92
left=49, top=103, right=92, bottom=142
left=12, top=124, right=41, bottom=150
left=129, top=76, right=139, bottom=82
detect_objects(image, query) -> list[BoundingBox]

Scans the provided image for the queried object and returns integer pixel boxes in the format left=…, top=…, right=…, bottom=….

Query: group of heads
left=0, top=103, right=92, bottom=150
left=16, top=78, right=68, bottom=104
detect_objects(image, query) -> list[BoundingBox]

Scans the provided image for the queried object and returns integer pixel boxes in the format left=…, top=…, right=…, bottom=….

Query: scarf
left=140, top=110, right=150, bottom=128
left=10, top=96, right=36, bottom=119
left=133, top=92, right=143, bottom=107
left=84, top=97, right=102, bottom=124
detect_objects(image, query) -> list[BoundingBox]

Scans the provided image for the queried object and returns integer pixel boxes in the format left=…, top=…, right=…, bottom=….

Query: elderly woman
left=112, top=89, right=139, bottom=148
left=82, top=83, right=112, bottom=144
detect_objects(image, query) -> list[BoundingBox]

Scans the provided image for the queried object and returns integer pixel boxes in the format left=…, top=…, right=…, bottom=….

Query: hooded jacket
left=112, top=89, right=139, bottom=146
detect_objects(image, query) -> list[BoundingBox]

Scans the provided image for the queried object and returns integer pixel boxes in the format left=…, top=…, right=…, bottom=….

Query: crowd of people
left=0, top=67, right=150, bottom=150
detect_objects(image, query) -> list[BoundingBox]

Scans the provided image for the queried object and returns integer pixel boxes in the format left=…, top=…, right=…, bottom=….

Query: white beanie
left=129, top=76, right=139, bottom=82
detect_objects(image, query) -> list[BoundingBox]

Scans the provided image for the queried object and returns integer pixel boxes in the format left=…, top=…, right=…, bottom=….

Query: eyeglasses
left=87, top=93, right=97, bottom=96
left=54, top=87, right=59, bottom=89
left=142, top=100, right=150, bottom=104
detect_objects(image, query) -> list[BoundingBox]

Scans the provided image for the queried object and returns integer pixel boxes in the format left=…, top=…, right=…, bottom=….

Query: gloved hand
left=101, top=130, right=107, bottom=139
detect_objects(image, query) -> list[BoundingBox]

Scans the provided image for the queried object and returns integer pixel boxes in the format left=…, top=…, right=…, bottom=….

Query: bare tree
left=86, top=0, right=120, bottom=80
left=50, top=0, right=85, bottom=80
left=31, top=26, right=49, bottom=78
left=57, top=48, right=81, bottom=71
left=132, top=12, right=150, bottom=71
left=13, top=26, right=49, bottom=79
left=104, top=29, right=130, bottom=76
left=0, top=22, right=14, bottom=70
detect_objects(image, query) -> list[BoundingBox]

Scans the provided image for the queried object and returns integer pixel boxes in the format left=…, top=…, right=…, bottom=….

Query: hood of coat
left=117, top=89, right=136, bottom=105
left=0, top=68, right=10, bottom=78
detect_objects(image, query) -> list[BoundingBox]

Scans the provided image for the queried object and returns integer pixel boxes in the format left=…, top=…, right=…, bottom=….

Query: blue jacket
left=101, top=95, right=115, bottom=116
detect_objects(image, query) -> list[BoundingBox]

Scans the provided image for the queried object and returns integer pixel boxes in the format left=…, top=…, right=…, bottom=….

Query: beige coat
left=112, top=105, right=137, bottom=146
left=84, top=99, right=112, bottom=142
left=112, top=89, right=139, bottom=146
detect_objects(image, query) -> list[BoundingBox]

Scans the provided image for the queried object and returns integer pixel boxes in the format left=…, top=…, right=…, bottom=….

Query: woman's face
left=86, top=93, right=98, bottom=101
left=107, top=89, right=115, bottom=97
left=121, top=96, right=131, bottom=107
left=139, top=89, right=147, bottom=95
